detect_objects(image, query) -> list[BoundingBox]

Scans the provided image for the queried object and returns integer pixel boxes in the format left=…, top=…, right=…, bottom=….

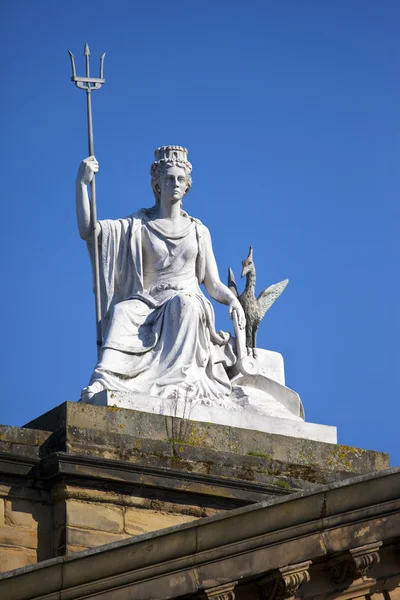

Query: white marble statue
left=76, top=145, right=337, bottom=443
left=77, top=147, right=246, bottom=406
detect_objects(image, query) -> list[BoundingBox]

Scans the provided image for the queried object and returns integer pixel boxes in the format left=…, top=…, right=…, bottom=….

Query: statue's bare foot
left=80, top=381, right=105, bottom=403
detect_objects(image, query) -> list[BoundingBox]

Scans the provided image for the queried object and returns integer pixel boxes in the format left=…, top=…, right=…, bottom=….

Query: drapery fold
left=85, top=209, right=236, bottom=403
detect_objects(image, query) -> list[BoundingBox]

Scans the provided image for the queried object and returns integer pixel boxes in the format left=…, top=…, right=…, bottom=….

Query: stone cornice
left=40, top=451, right=291, bottom=500
left=0, top=452, right=39, bottom=476
left=0, top=448, right=295, bottom=506
left=0, top=468, right=399, bottom=600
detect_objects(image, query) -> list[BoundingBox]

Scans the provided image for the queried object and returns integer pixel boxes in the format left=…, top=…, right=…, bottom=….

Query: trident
left=68, top=43, right=106, bottom=356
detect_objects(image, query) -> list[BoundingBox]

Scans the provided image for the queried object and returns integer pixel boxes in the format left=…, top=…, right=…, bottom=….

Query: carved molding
left=203, top=581, right=237, bottom=600
left=329, top=542, right=382, bottom=584
left=258, top=560, right=312, bottom=600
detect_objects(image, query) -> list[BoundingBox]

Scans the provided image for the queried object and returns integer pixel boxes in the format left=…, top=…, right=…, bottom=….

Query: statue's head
left=150, top=146, right=193, bottom=204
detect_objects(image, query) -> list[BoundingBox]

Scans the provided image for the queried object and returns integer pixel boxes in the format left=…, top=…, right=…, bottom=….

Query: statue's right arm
left=75, top=156, right=101, bottom=241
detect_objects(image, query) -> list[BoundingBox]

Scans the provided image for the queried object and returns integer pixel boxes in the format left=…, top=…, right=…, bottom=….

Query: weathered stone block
left=0, top=485, right=11, bottom=498
left=0, top=425, right=50, bottom=447
left=52, top=483, right=152, bottom=510
left=124, top=507, right=195, bottom=536
left=66, top=526, right=129, bottom=549
left=148, top=498, right=214, bottom=519
left=67, top=544, right=88, bottom=553
left=5, top=499, right=52, bottom=530
left=0, top=425, right=52, bottom=463
left=0, top=546, right=36, bottom=573
left=66, top=500, right=124, bottom=533
left=0, top=499, right=4, bottom=527
left=0, top=525, right=37, bottom=549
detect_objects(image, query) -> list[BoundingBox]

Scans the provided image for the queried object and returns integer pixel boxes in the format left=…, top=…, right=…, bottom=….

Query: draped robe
left=85, top=208, right=236, bottom=403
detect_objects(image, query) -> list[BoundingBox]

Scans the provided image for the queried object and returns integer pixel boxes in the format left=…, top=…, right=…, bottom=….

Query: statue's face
left=159, top=165, right=188, bottom=203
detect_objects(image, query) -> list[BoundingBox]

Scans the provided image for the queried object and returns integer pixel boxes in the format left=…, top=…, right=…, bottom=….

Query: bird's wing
left=257, top=279, right=289, bottom=319
left=228, top=267, right=239, bottom=299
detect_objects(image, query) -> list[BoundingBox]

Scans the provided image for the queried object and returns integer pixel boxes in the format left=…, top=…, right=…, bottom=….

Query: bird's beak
left=241, top=266, right=247, bottom=278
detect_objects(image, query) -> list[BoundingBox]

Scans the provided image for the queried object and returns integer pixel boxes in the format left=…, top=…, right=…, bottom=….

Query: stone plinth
left=85, top=388, right=335, bottom=443
left=0, top=401, right=389, bottom=572
left=24, top=402, right=382, bottom=483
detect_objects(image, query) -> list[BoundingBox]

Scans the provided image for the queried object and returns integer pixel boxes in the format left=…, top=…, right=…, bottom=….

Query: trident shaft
left=68, top=43, right=106, bottom=357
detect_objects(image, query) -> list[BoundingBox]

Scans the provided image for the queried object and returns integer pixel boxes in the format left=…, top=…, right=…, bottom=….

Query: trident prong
left=67, top=50, right=76, bottom=78
left=84, top=42, right=90, bottom=78
left=100, top=53, right=106, bottom=80
left=68, top=43, right=106, bottom=356
left=67, top=44, right=105, bottom=91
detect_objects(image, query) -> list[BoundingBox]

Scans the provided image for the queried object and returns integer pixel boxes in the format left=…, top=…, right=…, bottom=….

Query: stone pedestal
left=0, top=402, right=389, bottom=572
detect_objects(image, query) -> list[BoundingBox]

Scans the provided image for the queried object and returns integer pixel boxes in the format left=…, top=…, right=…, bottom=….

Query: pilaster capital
left=258, top=560, right=312, bottom=600
left=329, top=541, right=382, bottom=584
left=203, top=581, right=237, bottom=600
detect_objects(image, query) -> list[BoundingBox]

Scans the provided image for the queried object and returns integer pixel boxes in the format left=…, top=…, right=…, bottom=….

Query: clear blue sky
left=1, top=1, right=399, bottom=465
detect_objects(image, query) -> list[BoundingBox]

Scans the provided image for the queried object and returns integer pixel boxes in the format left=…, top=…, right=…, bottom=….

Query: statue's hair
left=150, top=159, right=193, bottom=204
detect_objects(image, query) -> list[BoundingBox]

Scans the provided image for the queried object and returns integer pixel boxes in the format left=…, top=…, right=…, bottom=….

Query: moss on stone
left=273, top=478, right=292, bottom=490
left=247, top=451, right=272, bottom=460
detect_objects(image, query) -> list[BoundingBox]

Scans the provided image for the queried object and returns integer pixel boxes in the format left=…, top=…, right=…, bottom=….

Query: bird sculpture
left=228, top=246, right=288, bottom=357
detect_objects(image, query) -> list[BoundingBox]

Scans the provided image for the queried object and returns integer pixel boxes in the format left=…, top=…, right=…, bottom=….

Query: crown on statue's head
left=154, top=146, right=189, bottom=163
left=150, top=145, right=193, bottom=201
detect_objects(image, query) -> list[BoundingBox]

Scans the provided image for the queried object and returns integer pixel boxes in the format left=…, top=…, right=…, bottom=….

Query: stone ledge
left=0, top=467, right=399, bottom=600
left=40, top=452, right=293, bottom=501
left=52, top=483, right=227, bottom=519
left=24, top=402, right=389, bottom=484
left=61, top=427, right=318, bottom=489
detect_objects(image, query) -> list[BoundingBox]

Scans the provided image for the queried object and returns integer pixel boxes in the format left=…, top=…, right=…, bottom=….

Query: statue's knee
left=171, top=293, right=197, bottom=314
left=111, top=301, right=128, bottom=319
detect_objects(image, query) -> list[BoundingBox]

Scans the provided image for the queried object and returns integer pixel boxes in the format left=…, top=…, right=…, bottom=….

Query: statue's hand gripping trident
left=68, top=44, right=105, bottom=357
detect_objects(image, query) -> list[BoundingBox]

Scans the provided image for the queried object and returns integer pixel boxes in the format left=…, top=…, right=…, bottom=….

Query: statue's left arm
left=202, top=227, right=246, bottom=329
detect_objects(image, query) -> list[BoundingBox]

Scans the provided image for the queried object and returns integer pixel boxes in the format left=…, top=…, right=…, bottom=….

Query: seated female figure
left=76, top=146, right=245, bottom=404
